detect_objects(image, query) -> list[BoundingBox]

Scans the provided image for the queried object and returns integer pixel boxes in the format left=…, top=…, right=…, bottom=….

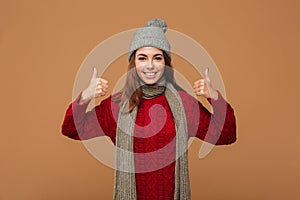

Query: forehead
left=136, top=46, right=163, bottom=55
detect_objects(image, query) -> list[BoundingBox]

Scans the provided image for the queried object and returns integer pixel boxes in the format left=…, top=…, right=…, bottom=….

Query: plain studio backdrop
left=0, top=0, right=299, bottom=199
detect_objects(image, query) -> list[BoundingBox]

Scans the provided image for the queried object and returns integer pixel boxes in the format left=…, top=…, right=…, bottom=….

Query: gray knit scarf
left=114, top=79, right=191, bottom=200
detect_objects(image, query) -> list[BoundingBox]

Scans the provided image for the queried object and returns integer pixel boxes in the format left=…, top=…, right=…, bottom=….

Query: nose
left=146, top=60, right=154, bottom=70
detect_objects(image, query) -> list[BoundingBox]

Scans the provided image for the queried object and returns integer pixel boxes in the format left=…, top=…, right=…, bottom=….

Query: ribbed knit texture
left=114, top=82, right=190, bottom=200
left=128, top=18, right=171, bottom=60
left=61, top=83, right=237, bottom=199
left=141, top=77, right=166, bottom=99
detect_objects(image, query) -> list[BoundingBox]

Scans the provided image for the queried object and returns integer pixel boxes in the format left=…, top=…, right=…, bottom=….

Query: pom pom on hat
left=128, top=18, right=171, bottom=60
left=145, top=18, right=168, bottom=33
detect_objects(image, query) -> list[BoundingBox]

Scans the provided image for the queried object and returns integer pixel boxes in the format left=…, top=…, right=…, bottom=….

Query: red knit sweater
left=61, top=90, right=236, bottom=200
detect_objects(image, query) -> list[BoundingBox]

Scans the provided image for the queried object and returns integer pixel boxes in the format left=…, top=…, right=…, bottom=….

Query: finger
left=101, top=85, right=108, bottom=91
left=98, top=89, right=107, bottom=96
left=96, top=88, right=102, bottom=94
left=204, top=67, right=210, bottom=82
left=99, top=78, right=108, bottom=84
left=96, top=84, right=108, bottom=93
left=92, top=67, right=98, bottom=79
left=96, top=84, right=108, bottom=91
left=195, top=90, right=204, bottom=96
left=95, top=88, right=104, bottom=96
left=193, top=79, right=205, bottom=88
left=96, top=85, right=102, bottom=90
left=194, top=87, right=202, bottom=94
left=194, top=85, right=209, bottom=96
left=101, top=82, right=109, bottom=88
left=199, top=80, right=205, bottom=86
left=193, top=83, right=198, bottom=89
left=194, top=80, right=201, bottom=86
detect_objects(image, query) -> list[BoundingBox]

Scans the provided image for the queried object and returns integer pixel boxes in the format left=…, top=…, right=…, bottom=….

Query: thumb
left=92, top=67, right=98, bottom=79
left=204, top=67, right=210, bottom=81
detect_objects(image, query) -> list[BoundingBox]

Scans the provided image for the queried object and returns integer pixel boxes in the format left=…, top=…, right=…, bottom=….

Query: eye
left=137, top=57, right=146, bottom=61
left=154, top=56, right=163, bottom=61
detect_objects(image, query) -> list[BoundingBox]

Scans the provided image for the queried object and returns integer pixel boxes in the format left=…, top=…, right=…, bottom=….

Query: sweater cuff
left=72, top=92, right=91, bottom=114
left=207, top=90, right=227, bottom=112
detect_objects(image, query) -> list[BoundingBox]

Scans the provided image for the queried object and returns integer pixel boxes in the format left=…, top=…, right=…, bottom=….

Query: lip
left=143, top=72, right=157, bottom=78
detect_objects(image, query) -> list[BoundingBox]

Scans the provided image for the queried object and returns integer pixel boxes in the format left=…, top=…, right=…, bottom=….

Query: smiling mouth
left=143, top=72, right=157, bottom=78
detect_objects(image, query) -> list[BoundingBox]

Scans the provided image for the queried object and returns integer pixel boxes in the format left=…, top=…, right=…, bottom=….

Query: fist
left=193, top=68, right=218, bottom=100
left=80, top=67, right=108, bottom=103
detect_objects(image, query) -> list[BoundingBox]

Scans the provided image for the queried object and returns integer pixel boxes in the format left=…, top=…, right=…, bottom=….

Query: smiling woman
left=61, top=18, right=237, bottom=200
left=135, top=47, right=165, bottom=85
left=121, top=45, right=180, bottom=112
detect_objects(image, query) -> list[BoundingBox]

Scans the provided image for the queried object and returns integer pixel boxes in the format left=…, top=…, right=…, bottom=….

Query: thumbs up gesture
left=193, top=68, right=218, bottom=100
left=80, top=67, right=109, bottom=104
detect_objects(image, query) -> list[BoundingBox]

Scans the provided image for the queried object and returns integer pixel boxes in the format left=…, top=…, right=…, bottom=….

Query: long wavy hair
left=113, top=50, right=182, bottom=112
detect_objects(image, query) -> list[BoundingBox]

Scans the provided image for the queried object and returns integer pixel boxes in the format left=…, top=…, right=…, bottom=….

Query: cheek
left=135, top=66, right=144, bottom=79
left=157, top=60, right=165, bottom=71
left=135, top=61, right=146, bottom=71
left=158, top=65, right=165, bottom=73
left=135, top=64, right=142, bottom=73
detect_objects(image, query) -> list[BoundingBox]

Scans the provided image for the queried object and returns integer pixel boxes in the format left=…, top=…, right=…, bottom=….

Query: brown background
left=1, top=0, right=299, bottom=199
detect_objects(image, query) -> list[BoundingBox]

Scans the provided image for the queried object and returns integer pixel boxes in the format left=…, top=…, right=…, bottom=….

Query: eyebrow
left=136, top=53, right=163, bottom=57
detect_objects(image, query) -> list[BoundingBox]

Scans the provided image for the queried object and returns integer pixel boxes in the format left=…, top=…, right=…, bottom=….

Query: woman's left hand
left=193, top=68, right=218, bottom=100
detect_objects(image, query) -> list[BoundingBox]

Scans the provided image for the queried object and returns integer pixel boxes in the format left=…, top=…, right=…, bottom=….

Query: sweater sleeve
left=182, top=91, right=237, bottom=145
left=61, top=93, right=117, bottom=143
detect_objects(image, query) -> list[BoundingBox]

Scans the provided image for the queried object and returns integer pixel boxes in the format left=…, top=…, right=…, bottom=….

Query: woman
left=62, top=18, right=236, bottom=200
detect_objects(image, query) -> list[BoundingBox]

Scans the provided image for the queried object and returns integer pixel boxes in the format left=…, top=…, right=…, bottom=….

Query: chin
left=143, top=80, right=158, bottom=85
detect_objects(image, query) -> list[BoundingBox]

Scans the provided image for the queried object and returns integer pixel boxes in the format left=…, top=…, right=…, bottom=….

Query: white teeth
left=144, top=72, right=155, bottom=76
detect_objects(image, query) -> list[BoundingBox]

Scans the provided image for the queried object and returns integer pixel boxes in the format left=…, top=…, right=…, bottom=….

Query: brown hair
left=113, top=51, right=182, bottom=112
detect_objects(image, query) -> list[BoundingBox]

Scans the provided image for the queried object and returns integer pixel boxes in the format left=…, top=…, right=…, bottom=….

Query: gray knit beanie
left=128, top=18, right=171, bottom=60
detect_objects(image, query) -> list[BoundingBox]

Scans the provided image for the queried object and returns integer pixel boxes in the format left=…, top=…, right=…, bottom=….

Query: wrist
left=80, top=89, right=92, bottom=104
left=211, top=90, right=218, bottom=100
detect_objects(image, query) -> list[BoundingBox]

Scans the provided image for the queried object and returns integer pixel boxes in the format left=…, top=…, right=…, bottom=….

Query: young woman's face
left=135, top=47, right=165, bottom=85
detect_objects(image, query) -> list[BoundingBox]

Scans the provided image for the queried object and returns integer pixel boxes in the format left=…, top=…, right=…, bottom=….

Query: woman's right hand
left=79, top=67, right=108, bottom=104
